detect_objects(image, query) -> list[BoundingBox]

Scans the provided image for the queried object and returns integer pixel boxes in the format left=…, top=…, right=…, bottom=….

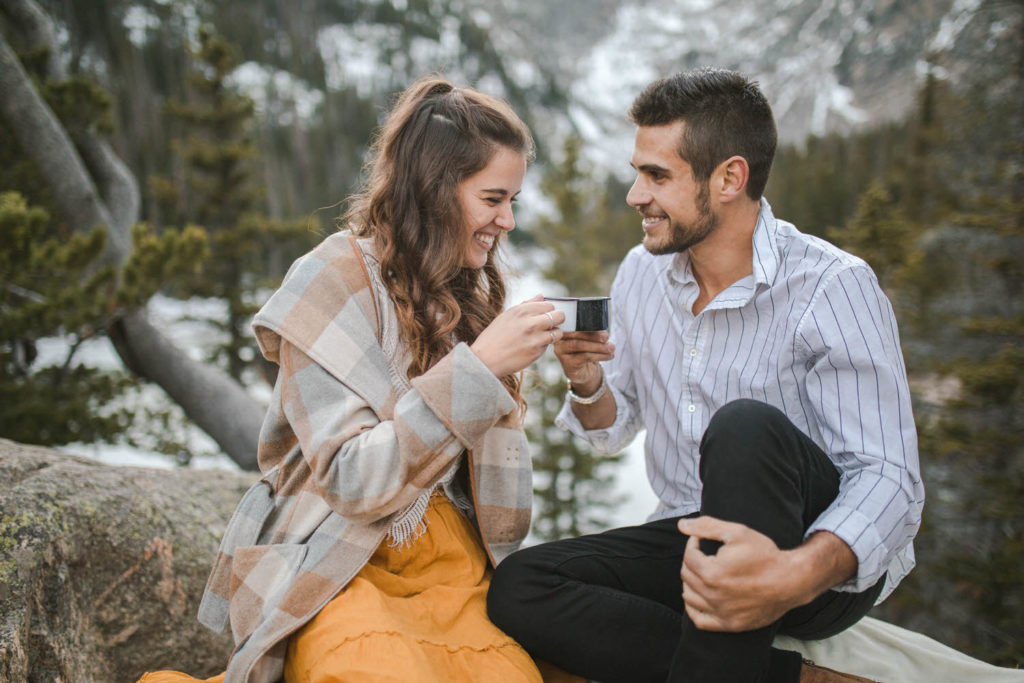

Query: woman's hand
left=471, top=295, right=564, bottom=378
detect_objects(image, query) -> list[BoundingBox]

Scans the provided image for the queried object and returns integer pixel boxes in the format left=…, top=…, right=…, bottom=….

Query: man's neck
left=689, top=199, right=761, bottom=315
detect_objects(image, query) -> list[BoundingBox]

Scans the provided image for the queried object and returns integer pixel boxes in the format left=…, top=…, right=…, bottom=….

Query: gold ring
left=544, top=311, right=556, bottom=327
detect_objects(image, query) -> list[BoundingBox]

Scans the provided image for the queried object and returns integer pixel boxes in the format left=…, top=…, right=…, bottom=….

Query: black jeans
left=488, top=400, right=884, bottom=683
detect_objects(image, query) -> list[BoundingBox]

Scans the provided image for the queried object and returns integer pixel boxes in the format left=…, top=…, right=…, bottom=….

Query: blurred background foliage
left=0, top=0, right=1020, bottom=667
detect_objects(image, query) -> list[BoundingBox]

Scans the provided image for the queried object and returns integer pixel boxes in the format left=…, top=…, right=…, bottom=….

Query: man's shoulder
left=773, top=218, right=873, bottom=280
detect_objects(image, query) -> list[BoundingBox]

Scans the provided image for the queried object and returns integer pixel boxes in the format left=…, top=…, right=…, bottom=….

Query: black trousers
left=488, top=400, right=884, bottom=683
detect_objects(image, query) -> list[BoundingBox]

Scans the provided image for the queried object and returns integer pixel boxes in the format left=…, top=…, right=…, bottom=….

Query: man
left=487, top=68, right=924, bottom=683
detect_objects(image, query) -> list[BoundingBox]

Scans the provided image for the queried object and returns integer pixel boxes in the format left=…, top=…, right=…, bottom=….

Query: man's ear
left=713, top=156, right=749, bottom=203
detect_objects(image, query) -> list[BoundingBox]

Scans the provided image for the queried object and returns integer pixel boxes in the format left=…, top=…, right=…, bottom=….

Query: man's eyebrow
left=632, top=162, right=671, bottom=175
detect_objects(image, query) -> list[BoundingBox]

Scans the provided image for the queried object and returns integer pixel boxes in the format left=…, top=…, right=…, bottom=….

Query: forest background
left=0, top=0, right=1020, bottom=669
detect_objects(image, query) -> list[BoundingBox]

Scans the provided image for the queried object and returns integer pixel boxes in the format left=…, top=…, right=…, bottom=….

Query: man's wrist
left=784, top=532, right=858, bottom=606
left=567, top=370, right=607, bottom=404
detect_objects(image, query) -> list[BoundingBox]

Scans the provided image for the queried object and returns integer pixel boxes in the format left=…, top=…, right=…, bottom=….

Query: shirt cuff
left=806, top=504, right=889, bottom=593
left=554, top=385, right=634, bottom=454
left=410, top=342, right=517, bottom=451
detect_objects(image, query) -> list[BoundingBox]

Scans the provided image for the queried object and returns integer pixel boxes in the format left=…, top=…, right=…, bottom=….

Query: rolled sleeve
left=554, top=371, right=643, bottom=455
left=798, top=265, right=924, bottom=594
left=806, top=504, right=889, bottom=593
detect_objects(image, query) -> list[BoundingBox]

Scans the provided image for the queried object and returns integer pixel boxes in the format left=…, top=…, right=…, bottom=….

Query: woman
left=140, top=77, right=573, bottom=682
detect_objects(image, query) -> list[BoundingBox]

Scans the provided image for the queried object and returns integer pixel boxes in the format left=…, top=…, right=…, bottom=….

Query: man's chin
left=643, top=234, right=684, bottom=256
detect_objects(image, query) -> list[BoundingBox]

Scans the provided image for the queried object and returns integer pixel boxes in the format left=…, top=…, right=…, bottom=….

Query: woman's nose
left=496, top=203, right=515, bottom=231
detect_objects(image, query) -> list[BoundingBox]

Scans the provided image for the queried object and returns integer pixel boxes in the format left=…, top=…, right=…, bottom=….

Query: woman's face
left=456, top=145, right=526, bottom=269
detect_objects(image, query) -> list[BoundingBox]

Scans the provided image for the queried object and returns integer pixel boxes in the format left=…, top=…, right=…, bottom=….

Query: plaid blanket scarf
left=196, top=232, right=533, bottom=681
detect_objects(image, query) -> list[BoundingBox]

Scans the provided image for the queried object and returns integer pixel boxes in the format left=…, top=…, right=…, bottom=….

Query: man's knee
left=486, top=546, right=536, bottom=632
left=706, top=399, right=787, bottom=438
left=699, top=399, right=793, bottom=478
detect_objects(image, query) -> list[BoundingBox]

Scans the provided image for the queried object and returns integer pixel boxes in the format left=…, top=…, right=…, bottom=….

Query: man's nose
left=626, top=177, right=649, bottom=207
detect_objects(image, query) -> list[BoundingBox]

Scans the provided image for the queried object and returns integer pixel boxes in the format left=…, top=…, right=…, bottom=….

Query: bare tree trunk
left=0, top=27, right=128, bottom=265
left=0, top=1, right=263, bottom=469
left=110, top=311, right=261, bottom=471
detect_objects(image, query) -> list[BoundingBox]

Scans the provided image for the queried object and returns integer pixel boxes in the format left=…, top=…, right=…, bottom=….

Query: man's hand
left=553, top=331, right=617, bottom=429
left=676, top=516, right=857, bottom=632
left=552, top=331, right=615, bottom=391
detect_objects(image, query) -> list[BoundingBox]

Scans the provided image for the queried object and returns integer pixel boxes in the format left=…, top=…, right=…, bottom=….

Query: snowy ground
left=50, top=245, right=660, bottom=530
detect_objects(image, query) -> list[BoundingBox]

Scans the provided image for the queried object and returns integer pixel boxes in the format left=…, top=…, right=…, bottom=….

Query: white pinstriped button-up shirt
left=556, top=199, right=923, bottom=601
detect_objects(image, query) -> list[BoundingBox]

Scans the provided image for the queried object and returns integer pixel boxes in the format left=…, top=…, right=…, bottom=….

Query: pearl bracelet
left=567, top=371, right=608, bottom=405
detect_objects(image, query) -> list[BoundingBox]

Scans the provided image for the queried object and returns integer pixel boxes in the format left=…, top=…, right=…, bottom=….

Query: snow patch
left=122, top=5, right=161, bottom=48
left=930, top=0, right=984, bottom=53
left=228, top=62, right=324, bottom=126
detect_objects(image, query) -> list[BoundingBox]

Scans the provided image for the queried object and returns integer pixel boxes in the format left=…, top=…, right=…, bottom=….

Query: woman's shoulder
left=277, top=231, right=378, bottom=300
left=306, top=229, right=369, bottom=267
left=253, top=231, right=382, bottom=364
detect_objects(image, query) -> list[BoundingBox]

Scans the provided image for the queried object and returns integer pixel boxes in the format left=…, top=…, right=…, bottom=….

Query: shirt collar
left=751, top=197, right=781, bottom=288
left=666, top=197, right=781, bottom=290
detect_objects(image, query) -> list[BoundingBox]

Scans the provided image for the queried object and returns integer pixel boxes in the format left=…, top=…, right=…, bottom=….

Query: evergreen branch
left=4, top=282, right=46, bottom=304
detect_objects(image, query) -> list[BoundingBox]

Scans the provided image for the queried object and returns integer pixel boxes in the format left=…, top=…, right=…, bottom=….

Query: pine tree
left=525, top=136, right=635, bottom=541
left=889, top=204, right=1024, bottom=666
left=0, top=191, right=207, bottom=447
left=826, top=181, right=918, bottom=290
left=842, top=58, right=1024, bottom=666
left=767, top=123, right=908, bottom=238
left=0, top=1, right=265, bottom=466
left=534, top=135, right=638, bottom=292
left=0, top=30, right=209, bottom=451
left=151, top=27, right=316, bottom=383
left=787, top=23, right=1024, bottom=658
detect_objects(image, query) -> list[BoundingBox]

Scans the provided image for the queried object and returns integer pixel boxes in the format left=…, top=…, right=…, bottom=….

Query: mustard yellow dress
left=139, top=492, right=580, bottom=683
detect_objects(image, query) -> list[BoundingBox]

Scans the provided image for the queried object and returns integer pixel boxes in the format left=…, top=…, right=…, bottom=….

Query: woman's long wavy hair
left=344, top=76, right=535, bottom=415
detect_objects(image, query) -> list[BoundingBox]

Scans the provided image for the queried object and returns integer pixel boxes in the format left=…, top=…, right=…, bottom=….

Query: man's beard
left=644, top=182, right=718, bottom=255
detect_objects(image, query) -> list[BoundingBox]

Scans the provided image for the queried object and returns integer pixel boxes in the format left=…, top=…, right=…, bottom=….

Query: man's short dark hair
left=629, top=68, right=777, bottom=200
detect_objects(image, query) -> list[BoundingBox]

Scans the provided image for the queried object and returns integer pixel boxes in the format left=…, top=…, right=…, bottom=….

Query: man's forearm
left=786, top=531, right=858, bottom=606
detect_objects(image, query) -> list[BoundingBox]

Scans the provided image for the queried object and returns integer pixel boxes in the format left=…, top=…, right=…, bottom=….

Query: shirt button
left=689, top=348, right=698, bottom=356
left=688, top=404, right=696, bottom=413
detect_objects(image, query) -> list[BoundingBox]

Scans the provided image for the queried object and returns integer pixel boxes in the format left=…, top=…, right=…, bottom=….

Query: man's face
left=626, top=121, right=717, bottom=255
